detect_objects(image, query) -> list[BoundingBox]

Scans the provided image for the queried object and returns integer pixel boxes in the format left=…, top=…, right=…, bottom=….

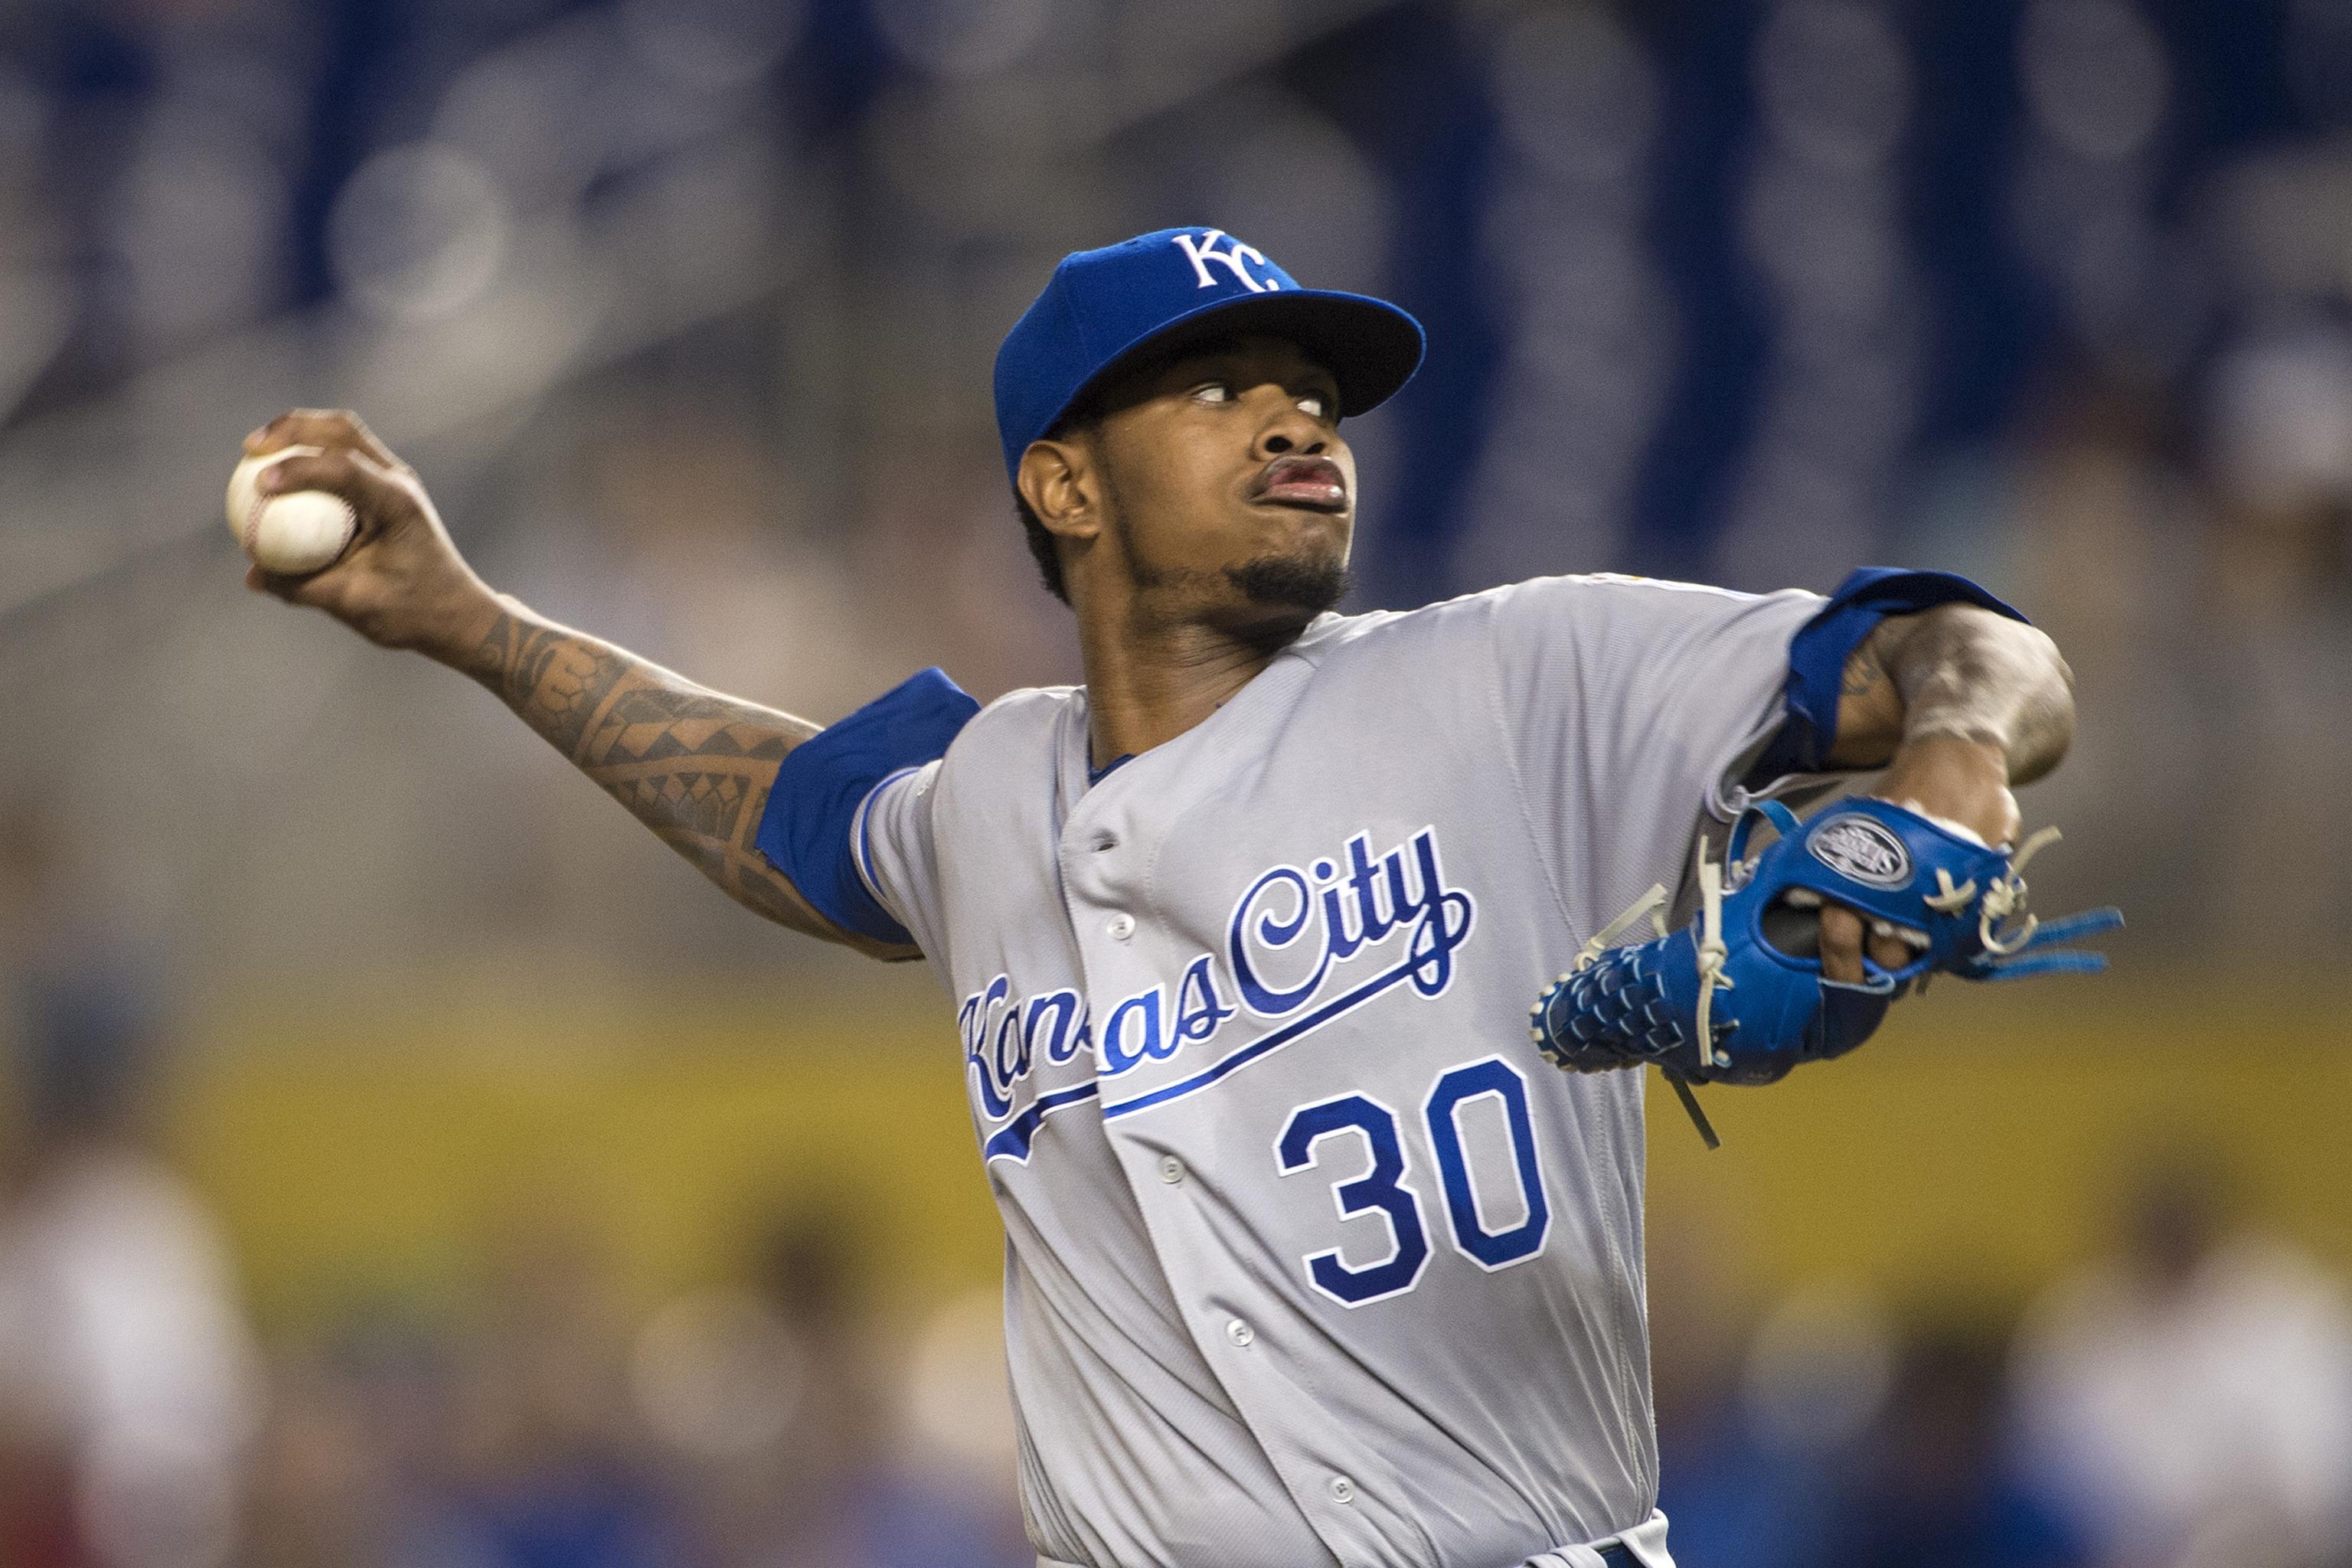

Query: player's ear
left=1017, top=438, right=1102, bottom=543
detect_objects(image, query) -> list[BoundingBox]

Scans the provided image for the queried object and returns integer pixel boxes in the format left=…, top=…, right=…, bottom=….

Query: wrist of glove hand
left=1530, top=795, right=2121, bottom=1091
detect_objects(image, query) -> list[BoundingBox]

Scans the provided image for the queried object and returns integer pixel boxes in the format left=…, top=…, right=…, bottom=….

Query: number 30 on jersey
left=1274, top=1054, right=1550, bottom=1307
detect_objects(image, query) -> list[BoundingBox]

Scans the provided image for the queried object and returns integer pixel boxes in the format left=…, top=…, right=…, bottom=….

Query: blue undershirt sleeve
left=1759, top=567, right=2029, bottom=778
left=753, top=666, right=979, bottom=946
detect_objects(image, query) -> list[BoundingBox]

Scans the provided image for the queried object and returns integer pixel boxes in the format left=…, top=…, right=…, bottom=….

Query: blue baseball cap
left=993, top=227, right=1425, bottom=485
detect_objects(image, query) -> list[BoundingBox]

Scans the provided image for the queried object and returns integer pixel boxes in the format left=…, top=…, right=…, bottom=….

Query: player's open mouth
left=1250, top=455, right=1349, bottom=512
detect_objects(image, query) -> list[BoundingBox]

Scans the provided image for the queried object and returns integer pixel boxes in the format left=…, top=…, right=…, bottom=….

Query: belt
left=1044, top=1540, right=1647, bottom=1568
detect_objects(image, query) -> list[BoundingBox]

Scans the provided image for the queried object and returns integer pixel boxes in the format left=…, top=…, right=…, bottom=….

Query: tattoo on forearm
left=466, top=609, right=841, bottom=935
left=470, top=614, right=632, bottom=754
left=1841, top=637, right=1886, bottom=699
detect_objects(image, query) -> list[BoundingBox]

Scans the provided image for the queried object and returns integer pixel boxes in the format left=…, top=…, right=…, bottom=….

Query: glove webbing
left=1560, top=874, right=1725, bottom=1148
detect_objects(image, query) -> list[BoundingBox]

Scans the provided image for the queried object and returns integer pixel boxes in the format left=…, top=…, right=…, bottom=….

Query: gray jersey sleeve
left=1487, top=573, right=1825, bottom=924
left=854, top=761, right=949, bottom=960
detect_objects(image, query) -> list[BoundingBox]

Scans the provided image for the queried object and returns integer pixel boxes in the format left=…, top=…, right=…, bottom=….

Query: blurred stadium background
left=1, top=0, right=2348, bottom=1563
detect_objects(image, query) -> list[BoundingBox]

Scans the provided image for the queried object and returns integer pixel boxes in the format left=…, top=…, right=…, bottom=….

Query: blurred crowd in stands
left=1650, top=1152, right=2352, bottom=1568
left=2, top=0, right=2350, bottom=1563
left=0, top=813, right=1036, bottom=1568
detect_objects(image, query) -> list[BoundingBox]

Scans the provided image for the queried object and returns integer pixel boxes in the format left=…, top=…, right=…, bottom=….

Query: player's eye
left=1189, top=381, right=1233, bottom=404
left=1296, top=391, right=1331, bottom=419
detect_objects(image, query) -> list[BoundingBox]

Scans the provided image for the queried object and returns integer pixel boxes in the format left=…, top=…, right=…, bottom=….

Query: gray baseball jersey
left=847, top=574, right=1828, bottom=1568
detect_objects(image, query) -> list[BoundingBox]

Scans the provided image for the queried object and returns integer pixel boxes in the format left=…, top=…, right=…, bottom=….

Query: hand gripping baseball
left=236, top=410, right=498, bottom=656
left=1528, top=797, right=2122, bottom=1103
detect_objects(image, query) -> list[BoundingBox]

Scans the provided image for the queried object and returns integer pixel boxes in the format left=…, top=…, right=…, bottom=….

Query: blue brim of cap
left=1057, top=286, right=1425, bottom=428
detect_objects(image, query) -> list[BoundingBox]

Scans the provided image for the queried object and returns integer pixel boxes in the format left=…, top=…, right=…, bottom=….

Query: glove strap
left=1662, top=1070, right=1720, bottom=1152
left=1725, top=799, right=1805, bottom=867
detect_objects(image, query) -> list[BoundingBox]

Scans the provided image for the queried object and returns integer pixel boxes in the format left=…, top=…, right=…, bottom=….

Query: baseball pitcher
left=242, top=229, right=2112, bottom=1568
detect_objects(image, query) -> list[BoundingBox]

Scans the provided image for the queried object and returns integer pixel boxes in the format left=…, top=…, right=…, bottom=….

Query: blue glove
left=1530, top=797, right=2122, bottom=1092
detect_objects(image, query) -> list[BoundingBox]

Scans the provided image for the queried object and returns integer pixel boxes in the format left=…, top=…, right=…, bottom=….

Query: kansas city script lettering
left=960, top=825, right=1477, bottom=1125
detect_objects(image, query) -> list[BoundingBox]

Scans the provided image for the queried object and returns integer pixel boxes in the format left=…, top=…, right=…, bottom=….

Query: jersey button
left=1107, top=913, right=1135, bottom=940
left=1225, top=1318, right=1253, bottom=1348
left=1328, top=1476, right=1355, bottom=1504
left=1158, top=1155, right=1184, bottom=1184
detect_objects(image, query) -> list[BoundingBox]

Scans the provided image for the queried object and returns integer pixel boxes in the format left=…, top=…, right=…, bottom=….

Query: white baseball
left=225, top=444, right=359, bottom=575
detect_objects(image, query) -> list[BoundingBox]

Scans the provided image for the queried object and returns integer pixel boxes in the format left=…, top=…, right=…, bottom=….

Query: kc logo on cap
left=1170, top=230, right=1281, bottom=293
left=991, top=227, right=1426, bottom=484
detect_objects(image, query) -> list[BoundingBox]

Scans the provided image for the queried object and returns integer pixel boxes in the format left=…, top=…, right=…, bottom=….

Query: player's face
left=1086, top=336, right=1356, bottom=634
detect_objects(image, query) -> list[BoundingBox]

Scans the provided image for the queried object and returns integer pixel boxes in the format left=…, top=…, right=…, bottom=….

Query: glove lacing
left=1555, top=876, right=1730, bottom=1145
left=1567, top=882, right=1671, bottom=975
left=1922, top=825, right=2061, bottom=956
left=1690, top=820, right=1792, bottom=1069
left=1567, top=854, right=1745, bottom=1073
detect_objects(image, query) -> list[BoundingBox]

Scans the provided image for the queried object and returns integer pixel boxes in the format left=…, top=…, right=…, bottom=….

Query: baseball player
left=243, top=229, right=2092, bottom=1568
